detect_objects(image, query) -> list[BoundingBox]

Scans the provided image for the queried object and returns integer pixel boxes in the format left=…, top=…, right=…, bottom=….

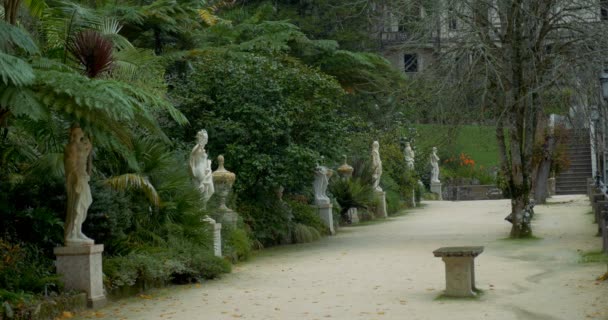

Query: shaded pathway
left=78, top=196, right=608, bottom=320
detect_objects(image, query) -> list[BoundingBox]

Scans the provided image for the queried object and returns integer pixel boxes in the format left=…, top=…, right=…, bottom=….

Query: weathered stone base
left=347, top=207, right=359, bottom=224
left=316, top=203, right=335, bottom=235
left=431, top=182, right=443, bottom=200
left=411, top=189, right=416, bottom=207
left=433, top=246, right=483, bottom=298
left=203, top=217, right=223, bottom=257
left=375, top=191, right=387, bottom=218
left=441, top=256, right=476, bottom=297
left=54, top=245, right=106, bottom=308
left=547, top=177, right=556, bottom=196
left=219, top=209, right=238, bottom=228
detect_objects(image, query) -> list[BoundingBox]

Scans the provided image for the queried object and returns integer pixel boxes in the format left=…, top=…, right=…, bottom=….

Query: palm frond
left=23, top=0, right=48, bottom=18
left=111, top=48, right=166, bottom=94
left=105, top=173, right=161, bottom=207
left=97, top=18, right=133, bottom=50
left=31, top=57, right=74, bottom=72
left=27, top=152, right=65, bottom=180
left=104, top=5, right=145, bottom=26
left=0, top=20, right=39, bottom=54
left=198, top=9, right=219, bottom=26
left=41, top=1, right=101, bottom=57
left=0, top=52, right=35, bottom=86
left=0, top=85, right=49, bottom=121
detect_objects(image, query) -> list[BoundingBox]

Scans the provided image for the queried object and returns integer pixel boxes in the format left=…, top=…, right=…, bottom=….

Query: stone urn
left=337, top=155, right=354, bottom=179
left=212, top=155, right=237, bottom=225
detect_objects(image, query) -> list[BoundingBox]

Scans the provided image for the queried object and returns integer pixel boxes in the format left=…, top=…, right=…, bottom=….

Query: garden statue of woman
left=64, top=126, right=94, bottom=246
left=404, top=142, right=415, bottom=171
left=313, top=164, right=330, bottom=205
left=430, top=147, right=440, bottom=183
left=189, top=129, right=214, bottom=205
left=371, top=141, right=383, bottom=192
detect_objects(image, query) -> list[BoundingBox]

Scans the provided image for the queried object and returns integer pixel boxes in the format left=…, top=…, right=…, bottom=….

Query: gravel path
left=77, top=195, right=608, bottom=320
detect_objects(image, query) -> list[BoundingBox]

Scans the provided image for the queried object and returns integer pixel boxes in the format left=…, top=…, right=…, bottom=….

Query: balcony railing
left=379, top=31, right=408, bottom=46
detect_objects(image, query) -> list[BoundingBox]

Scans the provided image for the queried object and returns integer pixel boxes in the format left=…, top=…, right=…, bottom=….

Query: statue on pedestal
left=313, top=164, right=331, bottom=205
left=371, top=141, right=383, bottom=192
left=189, top=130, right=214, bottom=205
left=64, top=126, right=94, bottom=246
left=430, top=147, right=440, bottom=183
left=404, top=142, right=415, bottom=171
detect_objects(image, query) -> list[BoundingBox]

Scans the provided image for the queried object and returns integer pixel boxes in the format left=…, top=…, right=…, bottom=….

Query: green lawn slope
left=410, top=124, right=499, bottom=168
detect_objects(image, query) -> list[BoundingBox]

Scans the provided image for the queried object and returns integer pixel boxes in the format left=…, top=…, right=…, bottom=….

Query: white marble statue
left=371, top=141, right=383, bottom=192
left=313, top=164, right=331, bottom=205
left=64, top=126, right=94, bottom=246
left=189, top=130, right=215, bottom=204
left=404, top=142, right=415, bottom=171
left=430, top=147, right=440, bottom=183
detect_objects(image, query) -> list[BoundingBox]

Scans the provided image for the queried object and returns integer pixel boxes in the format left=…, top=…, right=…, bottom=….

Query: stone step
left=568, top=155, right=591, bottom=159
left=559, top=170, right=593, bottom=175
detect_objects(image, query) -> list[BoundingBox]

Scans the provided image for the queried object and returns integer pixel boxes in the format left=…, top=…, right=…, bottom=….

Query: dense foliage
left=0, top=0, right=424, bottom=314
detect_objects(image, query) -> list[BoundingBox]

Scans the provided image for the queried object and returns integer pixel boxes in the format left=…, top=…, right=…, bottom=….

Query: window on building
left=399, top=2, right=422, bottom=32
left=472, top=0, right=489, bottom=29
left=602, top=0, right=608, bottom=20
left=404, top=54, right=418, bottom=73
left=448, top=7, right=458, bottom=30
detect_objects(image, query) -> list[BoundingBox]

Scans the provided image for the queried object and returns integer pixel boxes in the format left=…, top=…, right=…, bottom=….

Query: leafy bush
left=238, top=199, right=292, bottom=247
left=223, top=227, right=252, bottom=263
left=103, top=246, right=231, bottom=291
left=441, top=152, right=496, bottom=185
left=329, top=177, right=375, bottom=223
left=287, top=199, right=327, bottom=236
left=168, top=50, right=346, bottom=198
left=0, top=239, right=61, bottom=299
left=292, top=223, right=321, bottom=243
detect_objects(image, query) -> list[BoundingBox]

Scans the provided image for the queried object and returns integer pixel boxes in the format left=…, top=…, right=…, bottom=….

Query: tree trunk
left=534, top=126, right=555, bottom=204
left=510, top=196, right=532, bottom=237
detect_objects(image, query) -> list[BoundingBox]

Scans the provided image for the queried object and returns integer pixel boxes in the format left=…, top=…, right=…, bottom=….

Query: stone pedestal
left=595, top=200, right=608, bottom=236
left=212, top=222, right=222, bottom=257
left=316, top=203, right=335, bottom=235
left=602, top=211, right=608, bottom=254
left=433, top=246, right=484, bottom=298
left=219, top=209, right=238, bottom=228
left=375, top=191, right=387, bottom=218
left=587, top=178, right=595, bottom=199
left=347, top=207, right=359, bottom=224
left=431, top=182, right=443, bottom=200
left=54, top=245, right=106, bottom=308
left=547, top=177, right=556, bottom=196
left=203, top=217, right=222, bottom=257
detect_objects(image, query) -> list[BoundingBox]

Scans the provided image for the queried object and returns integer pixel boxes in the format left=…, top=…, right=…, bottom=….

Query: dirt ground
left=76, top=195, right=608, bottom=320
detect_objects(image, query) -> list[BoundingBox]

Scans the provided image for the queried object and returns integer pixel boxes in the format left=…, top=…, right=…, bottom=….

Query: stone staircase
left=556, top=130, right=593, bottom=195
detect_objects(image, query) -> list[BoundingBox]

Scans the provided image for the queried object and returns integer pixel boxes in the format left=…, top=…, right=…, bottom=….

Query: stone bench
left=433, top=246, right=484, bottom=297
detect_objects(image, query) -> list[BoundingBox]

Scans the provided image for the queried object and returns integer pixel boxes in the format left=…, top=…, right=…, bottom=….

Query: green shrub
left=287, top=199, right=327, bottom=236
left=329, top=177, right=375, bottom=223
left=238, top=200, right=291, bottom=247
left=292, top=223, right=322, bottom=243
left=223, top=227, right=252, bottom=263
left=168, top=50, right=346, bottom=198
left=441, top=152, right=495, bottom=185
left=0, top=239, right=61, bottom=298
left=103, top=244, right=231, bottom=291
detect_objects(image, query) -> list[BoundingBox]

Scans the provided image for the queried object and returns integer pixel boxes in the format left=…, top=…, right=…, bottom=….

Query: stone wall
left=443, top=185, right=504, bottom=201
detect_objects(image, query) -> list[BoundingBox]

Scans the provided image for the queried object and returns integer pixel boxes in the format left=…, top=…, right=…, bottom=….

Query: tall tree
left=412, top=0, right=608, bottom=237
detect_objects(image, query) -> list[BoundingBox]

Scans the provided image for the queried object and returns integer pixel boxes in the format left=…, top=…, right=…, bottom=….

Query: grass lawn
left=409, top=124, right=499, bottom=168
